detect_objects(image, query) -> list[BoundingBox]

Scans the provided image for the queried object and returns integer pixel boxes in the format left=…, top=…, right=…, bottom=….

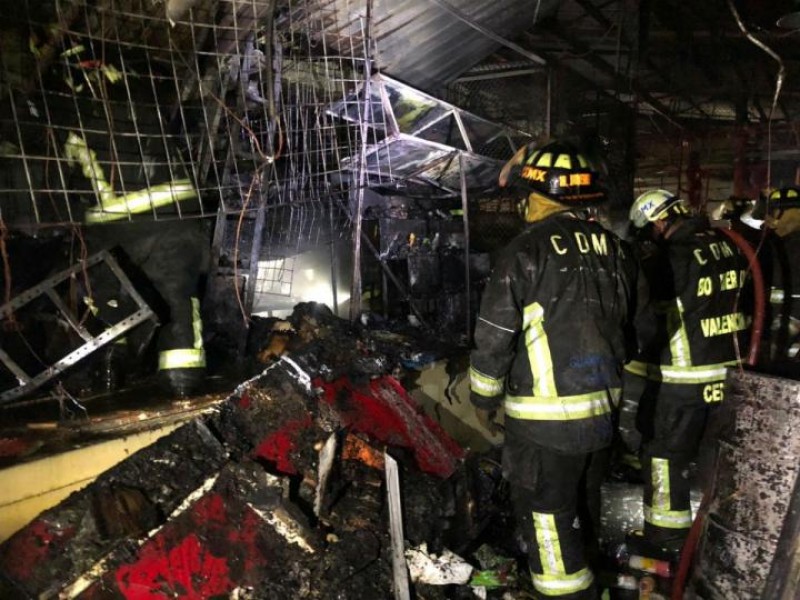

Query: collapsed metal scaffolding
left=0, top=249, right=156, bottom=403
left=0, top=0, right=534, bottom=381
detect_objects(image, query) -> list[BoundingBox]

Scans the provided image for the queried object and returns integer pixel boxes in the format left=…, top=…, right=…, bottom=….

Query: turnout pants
left=635, top=378, right=719, bottom=545
left=504, top=431, right=608, bottom=599
left=87, top=221, right=210, bottom=396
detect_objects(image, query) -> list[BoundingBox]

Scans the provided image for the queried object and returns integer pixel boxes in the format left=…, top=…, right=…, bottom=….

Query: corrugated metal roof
left=289, top=0, right=560, bottom=94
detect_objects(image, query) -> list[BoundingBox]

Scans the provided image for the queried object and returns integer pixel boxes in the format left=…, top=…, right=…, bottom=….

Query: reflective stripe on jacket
left=628, top=218, right=748, bottom=385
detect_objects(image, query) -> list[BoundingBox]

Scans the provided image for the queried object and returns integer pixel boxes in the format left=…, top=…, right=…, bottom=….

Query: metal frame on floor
left=0, top=250, right=156, bottom=404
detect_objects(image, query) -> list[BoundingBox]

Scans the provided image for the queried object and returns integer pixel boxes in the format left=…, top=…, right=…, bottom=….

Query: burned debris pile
left=0, top=302, right=518, bottom=599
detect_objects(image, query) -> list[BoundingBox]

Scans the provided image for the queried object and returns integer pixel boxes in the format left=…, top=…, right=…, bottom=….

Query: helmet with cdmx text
left=508, top=140, right=607, bottom=208
left=629, top=189, right=690, bottom=229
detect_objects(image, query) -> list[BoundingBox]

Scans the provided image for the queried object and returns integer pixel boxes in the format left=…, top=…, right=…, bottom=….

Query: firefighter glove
left=475, top=407, right=502, bottom=435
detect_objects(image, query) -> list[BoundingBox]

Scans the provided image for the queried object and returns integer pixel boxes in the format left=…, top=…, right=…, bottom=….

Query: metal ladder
left=0, top=250, right=156, bottom=404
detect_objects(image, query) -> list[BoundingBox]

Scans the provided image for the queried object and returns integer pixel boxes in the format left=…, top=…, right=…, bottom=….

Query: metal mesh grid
left=0, top=0, right=387, bottom=233
left=471, top=195, right=524, bottom=254
left=1, top=0, right=220, bottom=227
left=1, top=0, right=539, bottom=338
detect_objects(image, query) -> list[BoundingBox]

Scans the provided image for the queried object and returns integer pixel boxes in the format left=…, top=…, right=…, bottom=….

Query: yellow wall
left=0, top=425, right=180, bottom=542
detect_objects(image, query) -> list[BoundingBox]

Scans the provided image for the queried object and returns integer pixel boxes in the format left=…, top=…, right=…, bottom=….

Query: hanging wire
left=726, top=0, right=786, bottom=191
left=0, top=0, right=375, bottom=323
left=0, top=217, right=12, bottom=311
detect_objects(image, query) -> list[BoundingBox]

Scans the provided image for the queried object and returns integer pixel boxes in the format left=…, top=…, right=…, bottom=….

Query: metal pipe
left=726, top=0, right=785, bottom=191
left=264, top=0, right=278, bottom=122
left=458, top=152, right=471, bottom=340
left=349, top=0, right=373, bottom=322
left=454, top=68, right=544, bottom=82
left=328, top=198, right=339, bottom=317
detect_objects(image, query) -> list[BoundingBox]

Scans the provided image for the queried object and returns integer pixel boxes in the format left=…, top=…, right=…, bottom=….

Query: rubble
left=0, top=302, right=518, bottom=599
left=405, top=543, right=474, bottom=585
left=7, top=301, right=771, bottom=599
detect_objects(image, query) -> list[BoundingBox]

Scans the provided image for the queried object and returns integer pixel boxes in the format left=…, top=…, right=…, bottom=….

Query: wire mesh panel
left=0, top=0, right=392, bottom=333
left=1, top=0, right=219, bottom=227
left=0, top=0, right=380, bottom=232
left=471, top=196, right=524, bottom=254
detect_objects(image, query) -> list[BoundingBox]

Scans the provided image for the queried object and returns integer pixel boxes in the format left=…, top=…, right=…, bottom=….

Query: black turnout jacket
left=470, top=211, right=638, bottom=453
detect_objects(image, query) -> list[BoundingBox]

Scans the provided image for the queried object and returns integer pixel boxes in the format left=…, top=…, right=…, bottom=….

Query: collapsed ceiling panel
left=329, top=74, right=531, bottom=195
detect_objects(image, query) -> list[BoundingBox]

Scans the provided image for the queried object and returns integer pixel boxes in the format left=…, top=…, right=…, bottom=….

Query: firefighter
left=469, top=140, right=638, bottom=599
left=64, top=131, right=210, bottom=398
left=764, top=185, right=800, bottom=375
left=80, top=220, right=210, bottom=398
left=626, top=189, right=749, bottom=552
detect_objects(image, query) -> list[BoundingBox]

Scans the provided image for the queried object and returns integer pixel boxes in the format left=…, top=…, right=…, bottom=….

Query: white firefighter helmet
left=629, top=189, right=688, bottom=229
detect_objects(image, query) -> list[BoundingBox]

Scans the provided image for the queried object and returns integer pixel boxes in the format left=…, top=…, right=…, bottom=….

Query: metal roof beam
left=662, top=1, right=779, bottom=124
left=573, top=0, right=713, bottom=120
left=530, top=26, right=683, bottom=129
left=424, top=0, right=547, bottom=66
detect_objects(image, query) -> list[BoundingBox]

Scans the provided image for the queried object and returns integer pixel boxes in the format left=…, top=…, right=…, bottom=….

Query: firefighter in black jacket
left=764, top=186, right=800, bottom=376
left=470, top=141, right=638, bottom=599
left=626, top=189, right=749, bottom=551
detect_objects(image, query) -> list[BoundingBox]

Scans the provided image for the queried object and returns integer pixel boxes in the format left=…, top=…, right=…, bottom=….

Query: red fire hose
left=670, top=226, right=766, bottom=600
left=717, top=227, right=766, bottom=367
